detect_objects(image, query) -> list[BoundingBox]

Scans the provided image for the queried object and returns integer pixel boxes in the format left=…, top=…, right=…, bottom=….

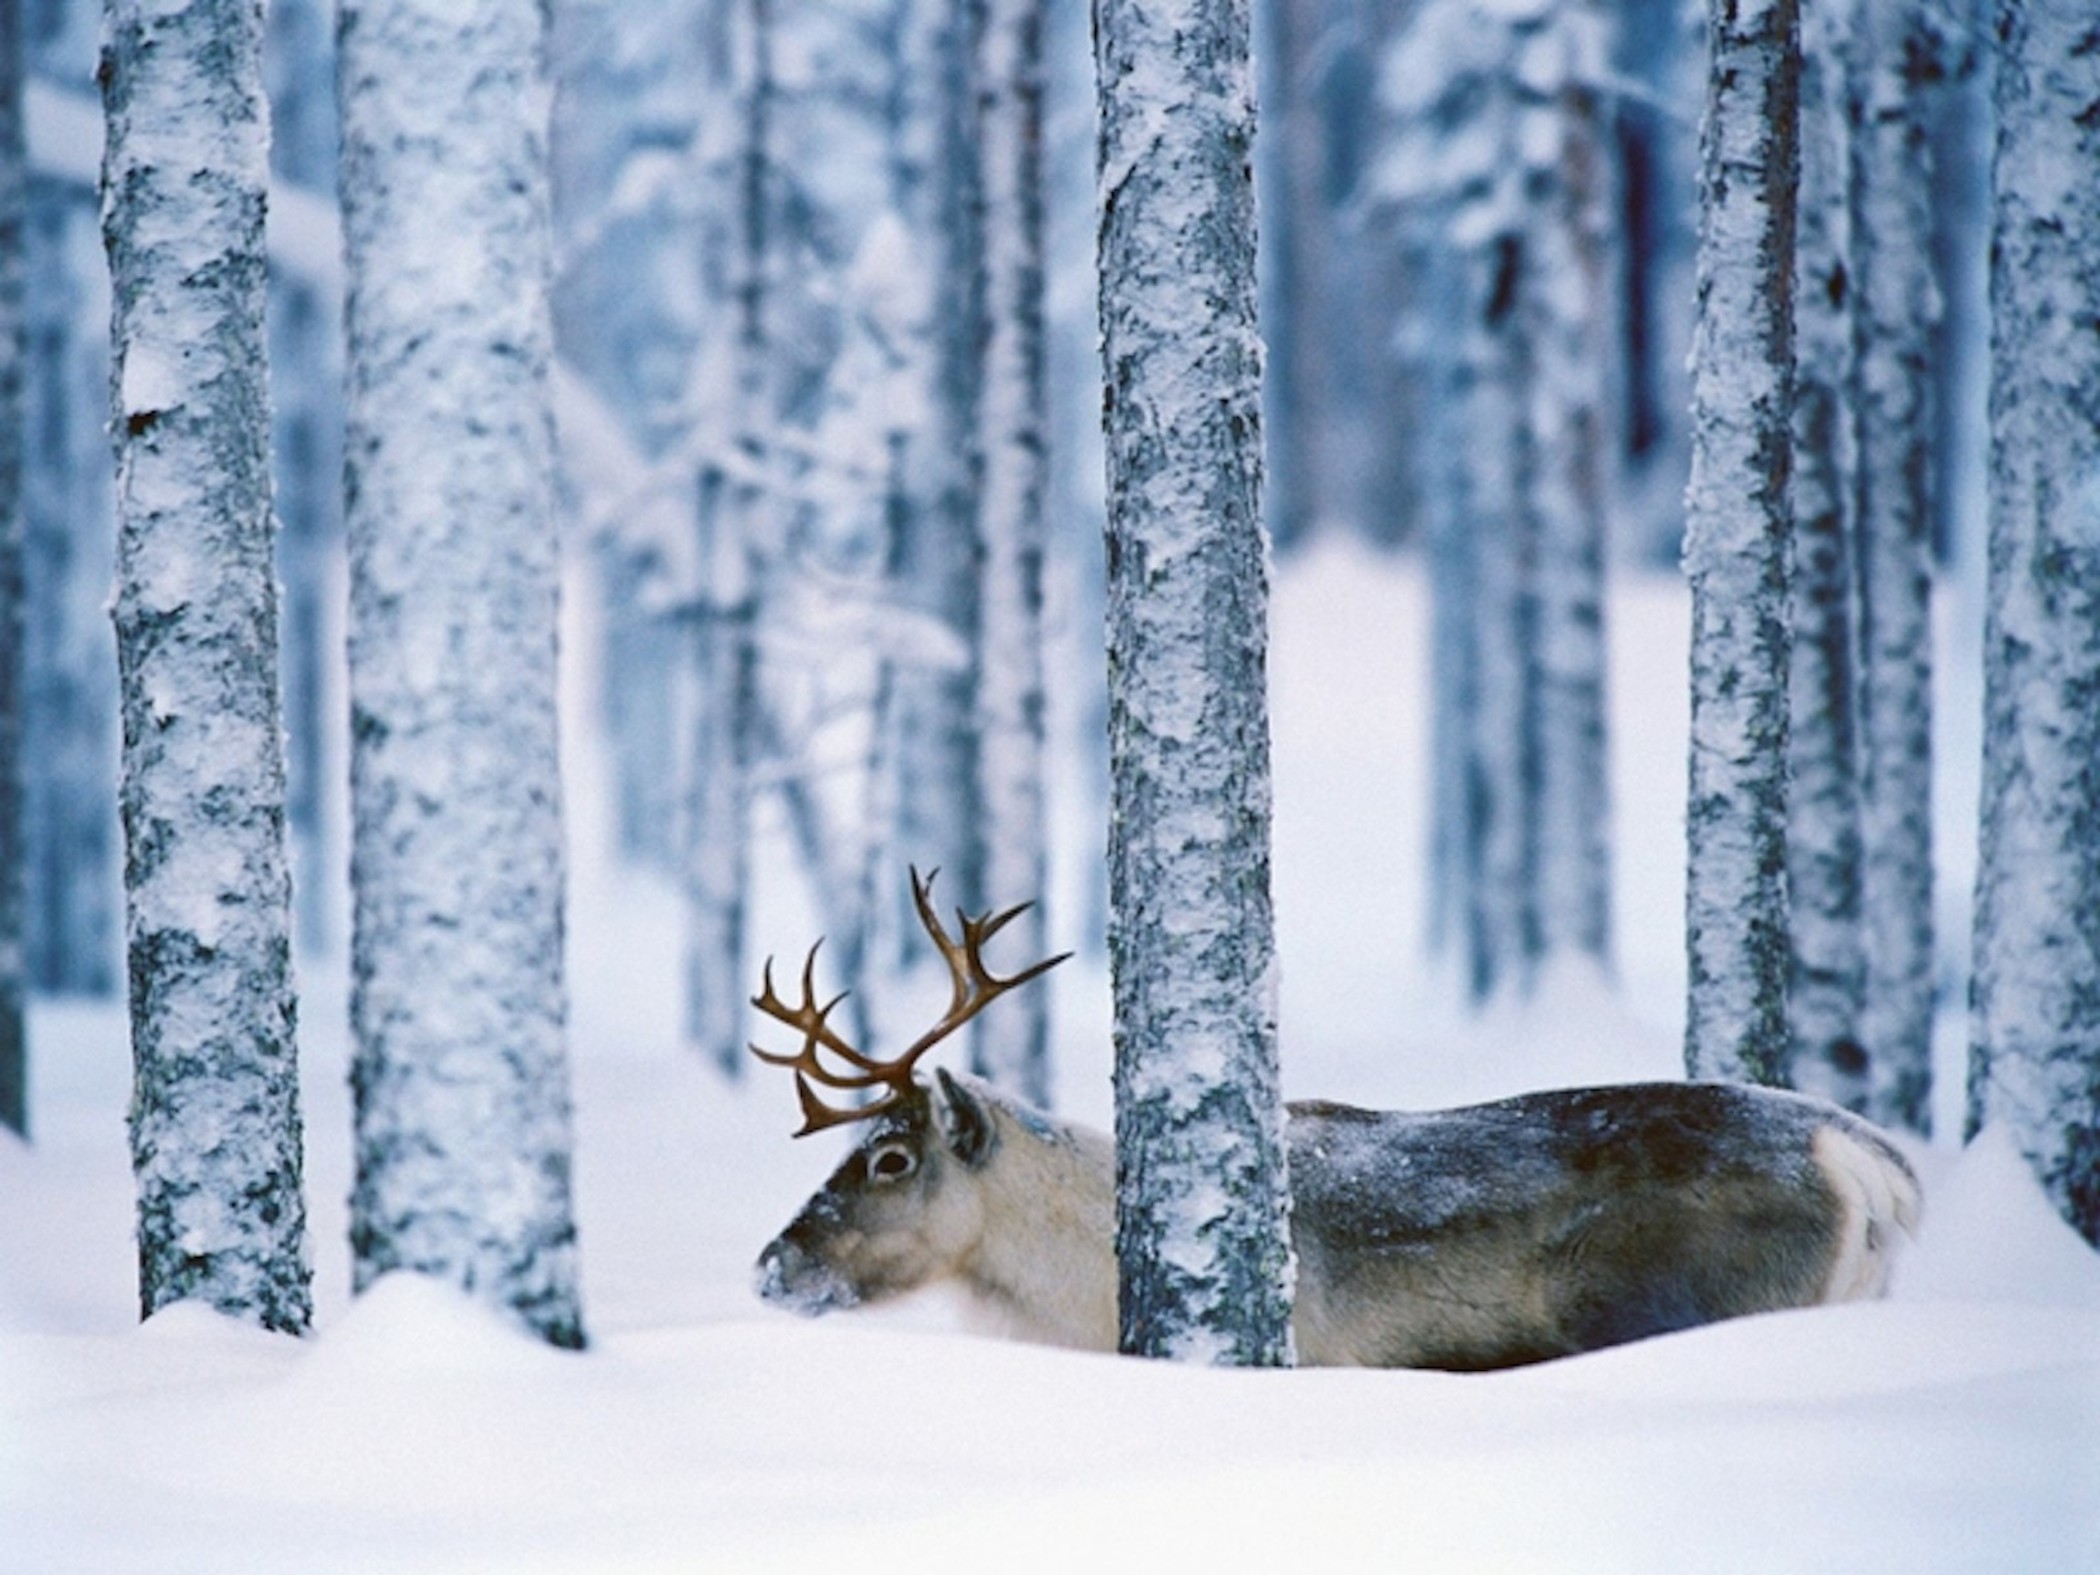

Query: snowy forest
left=4, top=0, right=2098, bottom=1568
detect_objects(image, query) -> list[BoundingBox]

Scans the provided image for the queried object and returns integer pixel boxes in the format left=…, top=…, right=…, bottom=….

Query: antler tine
left=901, top=866, right=1073, bottom=1065
left=748, top=944, right=919, bottom=1135
left=753, top=872, right=1069, bottom=1137
left=748, top=946, right=885, bottom=1083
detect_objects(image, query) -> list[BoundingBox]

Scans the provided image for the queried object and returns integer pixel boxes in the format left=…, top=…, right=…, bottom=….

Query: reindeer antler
left=749, top=866, right=1071, bottom=1136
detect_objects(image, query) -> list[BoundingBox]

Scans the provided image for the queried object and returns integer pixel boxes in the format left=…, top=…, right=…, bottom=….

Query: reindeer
left=752, top=872, right=1922, bottom=1370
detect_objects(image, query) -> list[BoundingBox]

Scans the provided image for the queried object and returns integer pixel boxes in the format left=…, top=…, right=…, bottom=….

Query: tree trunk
left=1683, top=0, right=1799, bottom=1087
left=1849, top=0, right=1941, bottom=1136
left=338, top=0, right=586, bottom=1347
left=1968, top=0, right=2100, bottom=1248
left=0, top=0, right=24, bottom=1137
left=1785, top=0, right=1866, bottom=1110
left=1097, top=0, right=1295, bottom=1365
left=893, top=0, right=987, bottom=937
left=1523, top=0, right=1615, bottom=980
left=969, top=0, right=1053, bottom=1106
left=23, top=177, right=118, bottom=999
left=102, top=0, right=309, bottom=1333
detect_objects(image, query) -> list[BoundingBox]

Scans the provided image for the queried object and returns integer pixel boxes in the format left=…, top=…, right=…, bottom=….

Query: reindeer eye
left=867, top=1143, right=918, bottom=1183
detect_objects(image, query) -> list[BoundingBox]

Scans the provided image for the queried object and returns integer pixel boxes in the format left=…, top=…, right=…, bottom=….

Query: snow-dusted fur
left=758, top=1072, right=1922, bottom=1370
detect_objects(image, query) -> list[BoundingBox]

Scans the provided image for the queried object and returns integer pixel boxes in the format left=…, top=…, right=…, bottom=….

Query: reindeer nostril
left=754, top=1237, right=860, bottom=1315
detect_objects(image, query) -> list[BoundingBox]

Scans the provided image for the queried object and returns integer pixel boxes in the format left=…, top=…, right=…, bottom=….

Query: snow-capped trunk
left=1522, top=0, right=1615, bottom=979
left=1968, top=0, right=2100, bottom=1248
left=1785, top=0, right=1865, bottom=1110
left=1096, top=0, right=1295, bottom=1366
left=101, top=0, right=309, bottom=1333
left=1682, top=0, right=1798, bottom=1087
left=1848, top=0, right=1940, bottom=1137
left=338, top=0, right=585, bottom=1347
left=969, top=0, right=1052, bottom=1105
left=0, top=1, right=23, bottom=1138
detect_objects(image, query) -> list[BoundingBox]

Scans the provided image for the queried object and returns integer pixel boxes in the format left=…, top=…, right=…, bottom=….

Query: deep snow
left=3, top=543, right=2097, bottom=1572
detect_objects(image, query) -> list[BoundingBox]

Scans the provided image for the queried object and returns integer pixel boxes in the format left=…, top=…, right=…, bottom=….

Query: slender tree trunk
left=338, top=0, right=585, bottom=1347
left=1786, top=0, right=1866, bottom=1109
left=894, top=0, right=987, bottom=936
left=0, top=0, right=26, bottom=1138
left=682, top=0, right=776, bottom=1077
left=102, top=0, right=309, bottom=1332
left=969, top=0, right=1052, bottom=1105
left=1097, top=0, right=1294, bottom=1366
left=1849, top=0, right=1941, bottom=1136
left=1524, top=0, right=1615, bottom=979
left=264, top=0, right=343, bottom=957
left=23, top=177, right=118, bottom=999
left=1683, top=0, right=1799, bottom=1086
left=1968, top=0, right=2100, bottom=1248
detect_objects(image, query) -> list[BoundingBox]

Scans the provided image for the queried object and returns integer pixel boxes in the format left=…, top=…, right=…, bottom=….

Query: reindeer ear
left=934, top=1068, right=996, bottom=1168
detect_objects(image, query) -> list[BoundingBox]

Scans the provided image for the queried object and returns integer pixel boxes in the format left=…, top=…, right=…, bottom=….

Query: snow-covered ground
left=4, top=543, right=2097, bottom=1572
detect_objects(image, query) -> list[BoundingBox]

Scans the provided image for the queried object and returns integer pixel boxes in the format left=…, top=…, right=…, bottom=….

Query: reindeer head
left=751, top=868, right=1068, bottom=1316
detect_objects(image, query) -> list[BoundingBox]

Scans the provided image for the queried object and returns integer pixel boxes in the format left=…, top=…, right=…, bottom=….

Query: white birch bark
left=1848, top=0, right=1941, bottom=1136
left=1097, top=0, right=1294, bottom=1365
left=1785, top=0, right=1866, bottom=1110
left=0, top=0, right=25, bottom=1137
left=969, top=0, right=1052, bottom=1105
left=102, top=0, right=309, bottom=1331
left=1683, top=0, right=1798, bottom=1086
left=1968, top=0, right=2100, bottom=1248
left=338, top=0, right=585, bottom=1346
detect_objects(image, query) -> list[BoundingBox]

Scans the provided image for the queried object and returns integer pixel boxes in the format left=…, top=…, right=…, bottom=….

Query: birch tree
left=23, top=22, right=119, bottom=1000
left=1097, top=0, right=1294, bottom=1365
left=102, top=0, right=309, bottom=1332
left=1785, top=0, right=1865, bottom=1109
left=1968, top=0, right=2100, bottom=1248
left=1683, top=0, right=1798, bottom=1087
left=679, top=0, right=768, bottom=1076
left=338, top=0, right=586, bottom=1347
left=0, top=0, right=24, bottom=1138
left=969, top=0, right=1053, bottom=1104
left=1848, top=0, right=1944, bottom=1135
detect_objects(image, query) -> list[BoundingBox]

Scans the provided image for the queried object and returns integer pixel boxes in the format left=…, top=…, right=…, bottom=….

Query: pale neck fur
left=952, top=1101, right=1118, bottom=1353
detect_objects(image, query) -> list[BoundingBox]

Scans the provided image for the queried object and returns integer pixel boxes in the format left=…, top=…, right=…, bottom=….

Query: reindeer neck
left=960, top=1104, right=1118, bottom=1352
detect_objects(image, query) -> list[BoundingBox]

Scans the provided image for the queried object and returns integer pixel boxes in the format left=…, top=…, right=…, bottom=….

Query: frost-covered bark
left=1968, top=0, right=2100, bottom=1248
left=339, top=0, right=585, bottom=1347
left=1683, top=0, right=1798, bottom=1086
left=1785, top=0, right=1865, bottom=1110
left=1848, top=0, right=1941, bottom=1136
left=101, top=0, right=309, bottom=1332
left=1097, top=0, right=1294, bottom=1365
left=0, top=0, right=25, bottom=1138
left=969, top=0, right=1052, bottom=1104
